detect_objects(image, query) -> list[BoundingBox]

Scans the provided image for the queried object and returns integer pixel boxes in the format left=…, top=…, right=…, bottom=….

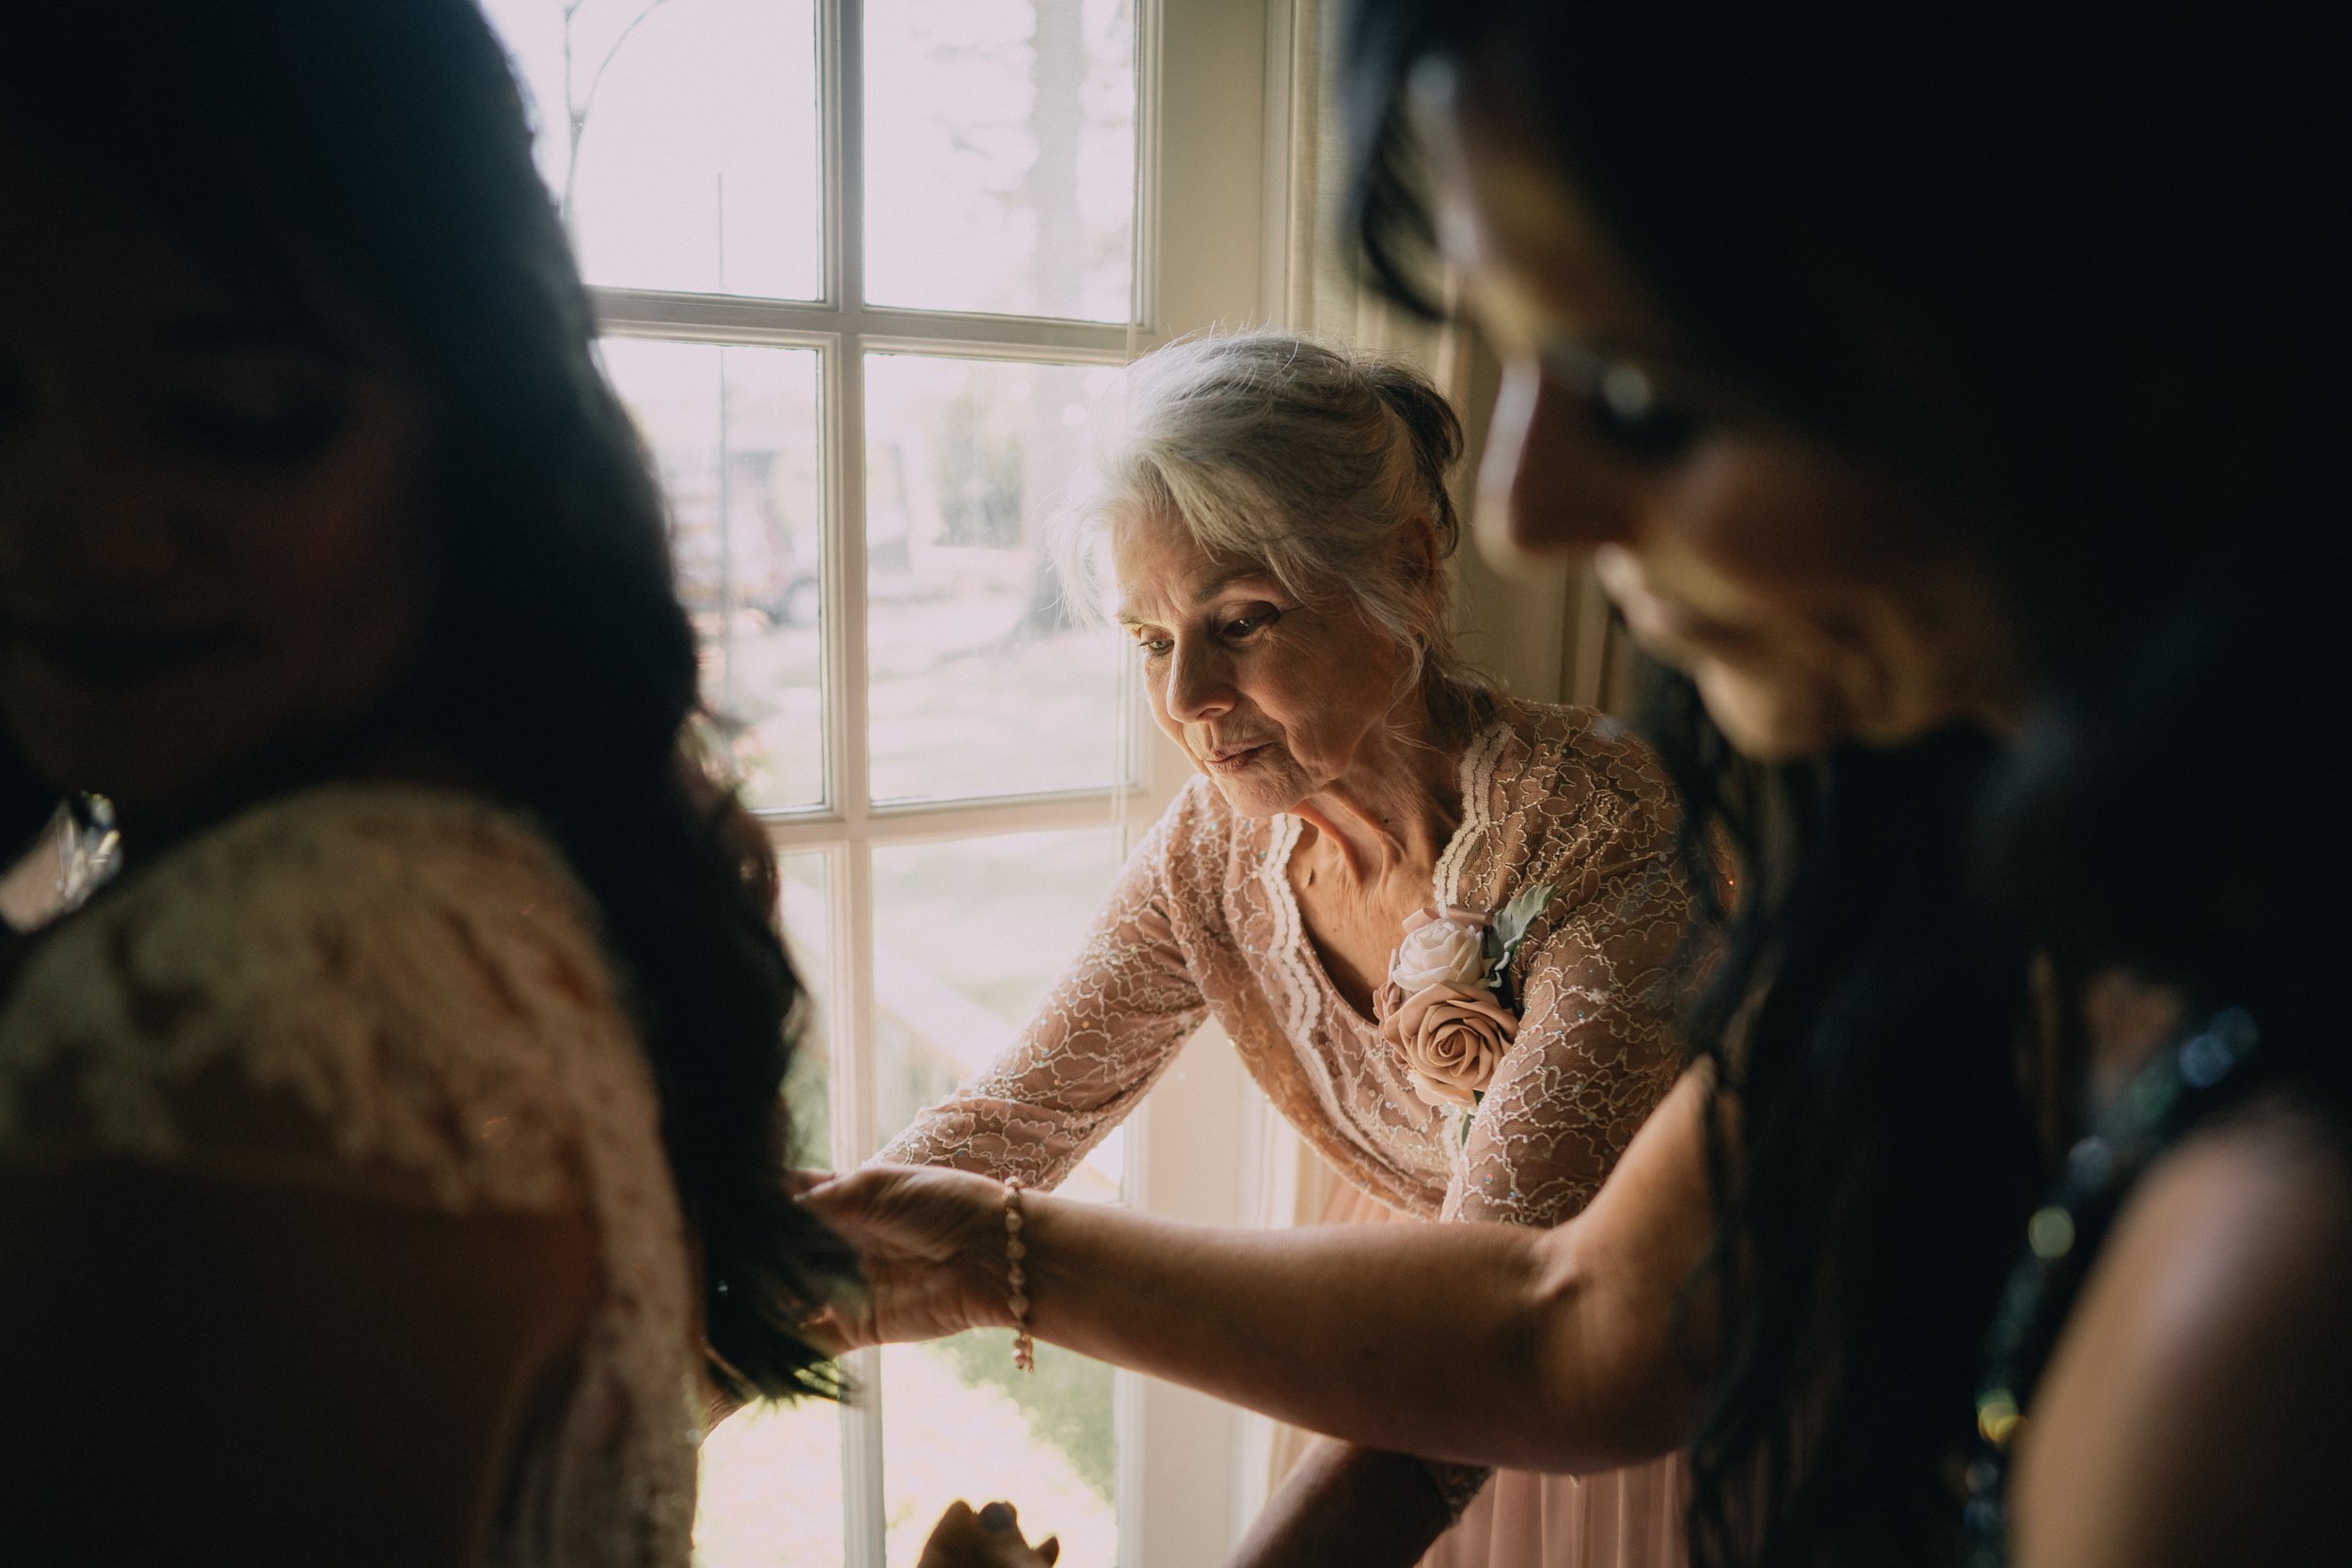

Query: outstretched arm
left=805, top=1069, right=1721, bottom=1475
left=875, top=805, right=1207, bottom=1188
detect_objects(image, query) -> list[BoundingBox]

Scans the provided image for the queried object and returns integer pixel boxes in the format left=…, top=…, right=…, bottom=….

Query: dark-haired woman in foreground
left=808, top=8, right=2352, bottom=1566
left=0, top=3, right=850, bottom=1561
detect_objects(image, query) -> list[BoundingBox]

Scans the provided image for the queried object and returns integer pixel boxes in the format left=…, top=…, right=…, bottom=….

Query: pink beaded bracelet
left=1003, top=1180, right=1035, bottom=1372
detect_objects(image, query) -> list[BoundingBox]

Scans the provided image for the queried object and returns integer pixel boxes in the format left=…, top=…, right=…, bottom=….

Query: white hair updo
left=1056, top=328, right=1497, bottom=744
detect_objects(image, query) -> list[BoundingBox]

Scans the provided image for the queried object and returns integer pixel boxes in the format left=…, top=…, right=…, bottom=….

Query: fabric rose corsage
left=1376, top=883, right=1555, bottom=1136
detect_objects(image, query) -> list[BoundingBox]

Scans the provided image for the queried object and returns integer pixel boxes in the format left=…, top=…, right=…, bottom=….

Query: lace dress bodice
left=881, top=704, right=1692, bottom=1515
left=0, top=784, right=697, bottom=1566
left=883, top=702, right=1690, bottom=1226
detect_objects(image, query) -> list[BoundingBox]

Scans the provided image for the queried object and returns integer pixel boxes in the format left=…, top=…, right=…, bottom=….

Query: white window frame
left=588, top=3, right=1289, bottom=1562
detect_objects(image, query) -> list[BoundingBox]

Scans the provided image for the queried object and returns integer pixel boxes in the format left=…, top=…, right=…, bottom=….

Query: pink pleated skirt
left=1286, top=1184, right=1690, bottom=1568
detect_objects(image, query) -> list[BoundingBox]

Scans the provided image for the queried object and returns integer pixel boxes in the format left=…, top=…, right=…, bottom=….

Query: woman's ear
left=1398, top=511, right=1445, bottom=607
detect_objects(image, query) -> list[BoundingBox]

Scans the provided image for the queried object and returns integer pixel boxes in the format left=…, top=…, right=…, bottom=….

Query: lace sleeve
left=1447, top=805, right=1692, bottom=1227
left=876, top=808, right=1209, bottom=1188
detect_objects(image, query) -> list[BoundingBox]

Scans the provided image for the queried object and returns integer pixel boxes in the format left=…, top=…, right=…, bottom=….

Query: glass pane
left=483, top=0, right=820, bottom=299
left=865, top=355, right=1123, bottom=803
left=878, top=1336, right=1116, bottom=1567
left=693, top=1395, right=845, bottom=1567
left=870, top=829, right=1124, bottom=1197
left=871, top=827, right=1123, bottom=1567
left=778, top=851, right=834, bottom=1169
left=600, top=338, right=825, bottom=810
left=865, top=0, right=1137, bottom=320
left=692, top=849, right=840, bottom=1567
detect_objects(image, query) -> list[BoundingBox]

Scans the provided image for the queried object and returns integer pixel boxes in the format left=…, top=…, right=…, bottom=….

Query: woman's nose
left=1163, top=641, right=1233, bottom=723
left=1475, top=358, right=1641, bottom=560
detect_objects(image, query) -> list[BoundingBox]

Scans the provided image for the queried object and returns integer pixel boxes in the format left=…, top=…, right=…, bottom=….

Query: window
left=478, top=2, right=1284, bottom=1562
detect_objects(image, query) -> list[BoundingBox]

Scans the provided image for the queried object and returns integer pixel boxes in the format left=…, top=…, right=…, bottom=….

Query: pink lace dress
left=882, top=702, right=1693, bottom=1568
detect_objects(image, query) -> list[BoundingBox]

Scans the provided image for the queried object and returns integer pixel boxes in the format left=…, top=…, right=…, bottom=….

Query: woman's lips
left=1201, top=741, right=1271, bottom=774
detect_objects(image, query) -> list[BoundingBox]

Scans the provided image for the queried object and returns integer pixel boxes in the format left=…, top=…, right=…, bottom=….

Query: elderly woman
left=876, top=331, right=1694, bottom=1568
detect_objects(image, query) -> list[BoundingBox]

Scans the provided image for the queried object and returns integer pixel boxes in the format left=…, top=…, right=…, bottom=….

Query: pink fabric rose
left=1388, top=907, right=1490, bottom=992
left=1379, top=981, right=1518, bottom=1110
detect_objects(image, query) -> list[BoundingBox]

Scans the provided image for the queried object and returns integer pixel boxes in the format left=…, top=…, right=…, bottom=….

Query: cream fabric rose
left=1388, top=908, right=1490, bottom=992
left=1379, top=981, right=1518, bottom=1110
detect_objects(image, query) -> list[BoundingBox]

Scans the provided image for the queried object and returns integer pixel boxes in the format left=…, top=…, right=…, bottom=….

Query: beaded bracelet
left=1003, top=1179, right=1035, bottom=1372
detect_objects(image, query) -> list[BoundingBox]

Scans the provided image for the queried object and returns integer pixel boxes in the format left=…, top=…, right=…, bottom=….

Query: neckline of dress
left=24, top=777, right=512, bottom=942
left=1261, top=718, right=1516, bottom=1036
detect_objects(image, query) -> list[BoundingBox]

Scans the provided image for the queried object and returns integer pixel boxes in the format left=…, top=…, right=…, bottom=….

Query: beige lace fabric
left=882, top=702, right=1693, bottom=1554
left=0, top=784, right=698, bottom=1567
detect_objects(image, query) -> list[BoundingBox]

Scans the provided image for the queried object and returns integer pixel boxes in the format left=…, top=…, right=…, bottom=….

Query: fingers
left=794, top=1165, right=1013, bottom=1344
left=792, top=1165, right=889, bottom=1233
left=795, top=1303, right=860, bottom=1357
left=916, top=1499, right=1057, bottom=1568
left=797, top=1166, right=962, bottom=1262
left=784, top=1166, right=834, bottom=1198
left=914, top=1499, right=979, bottom=1568
left=977, top=1501, right=1054, bottom=1568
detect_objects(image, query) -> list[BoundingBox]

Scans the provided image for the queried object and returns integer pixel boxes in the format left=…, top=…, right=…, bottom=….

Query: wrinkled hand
left=794, top=1164, right=1013, bottom=1350
left=916, top=1500, right=1061, bottom=1568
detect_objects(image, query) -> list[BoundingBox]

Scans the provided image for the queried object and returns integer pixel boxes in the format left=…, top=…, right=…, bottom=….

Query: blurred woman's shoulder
left=2015, top=1091, right=2352, bottom=1566
left=0, top=779, right=654, bottom=1212
left=0, top=778, right=700, bottom=1559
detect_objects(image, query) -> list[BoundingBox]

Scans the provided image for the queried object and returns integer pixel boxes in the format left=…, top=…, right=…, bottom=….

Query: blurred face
left=1113, top=512, right=1417, bottom=817
left=0, top=134, right=435, bottom=827
left=1421, top=74, right=2019, bottom=760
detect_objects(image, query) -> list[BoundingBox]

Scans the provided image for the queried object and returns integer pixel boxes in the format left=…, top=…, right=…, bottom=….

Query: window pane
left=878, top=1336, right=1116, bottom=1567
left=483, top=0, right=820, bottom=299
left=871, top=828, right=1123, bottom=1567
left=778, top=851, right=834, bottom=1169
left=600, top=338, right=826, bottom=810
left=692, top=849, right=839, bottom=1568
left=693, top=1395, right=845, bottom=1568
left=865, top=0, right=1137, bottom=320
left=865, top=354, right=1123, bottom=803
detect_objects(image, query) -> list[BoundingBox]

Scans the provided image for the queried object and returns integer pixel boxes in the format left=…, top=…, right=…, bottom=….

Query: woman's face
left=1422, top=79, right=2018, bottom=760
left=0, top=135, right=435, bottom=828
left=1113, top=511, right=1419, bottom=817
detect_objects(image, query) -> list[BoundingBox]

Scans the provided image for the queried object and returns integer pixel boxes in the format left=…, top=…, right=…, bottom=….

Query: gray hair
left=1057, top=329, right=1495, bottom=742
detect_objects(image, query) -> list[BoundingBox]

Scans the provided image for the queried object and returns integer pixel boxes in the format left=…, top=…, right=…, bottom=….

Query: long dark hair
left=1, top=0, right=852, bottom=1402
left=1344, top=5, right=2346, bottom=1564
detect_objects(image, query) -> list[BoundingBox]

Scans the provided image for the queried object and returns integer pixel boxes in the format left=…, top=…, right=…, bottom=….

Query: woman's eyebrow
left=1185, top=570, right=1277, bottom=604
left=1118, top=572, right=1279, bottom=626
